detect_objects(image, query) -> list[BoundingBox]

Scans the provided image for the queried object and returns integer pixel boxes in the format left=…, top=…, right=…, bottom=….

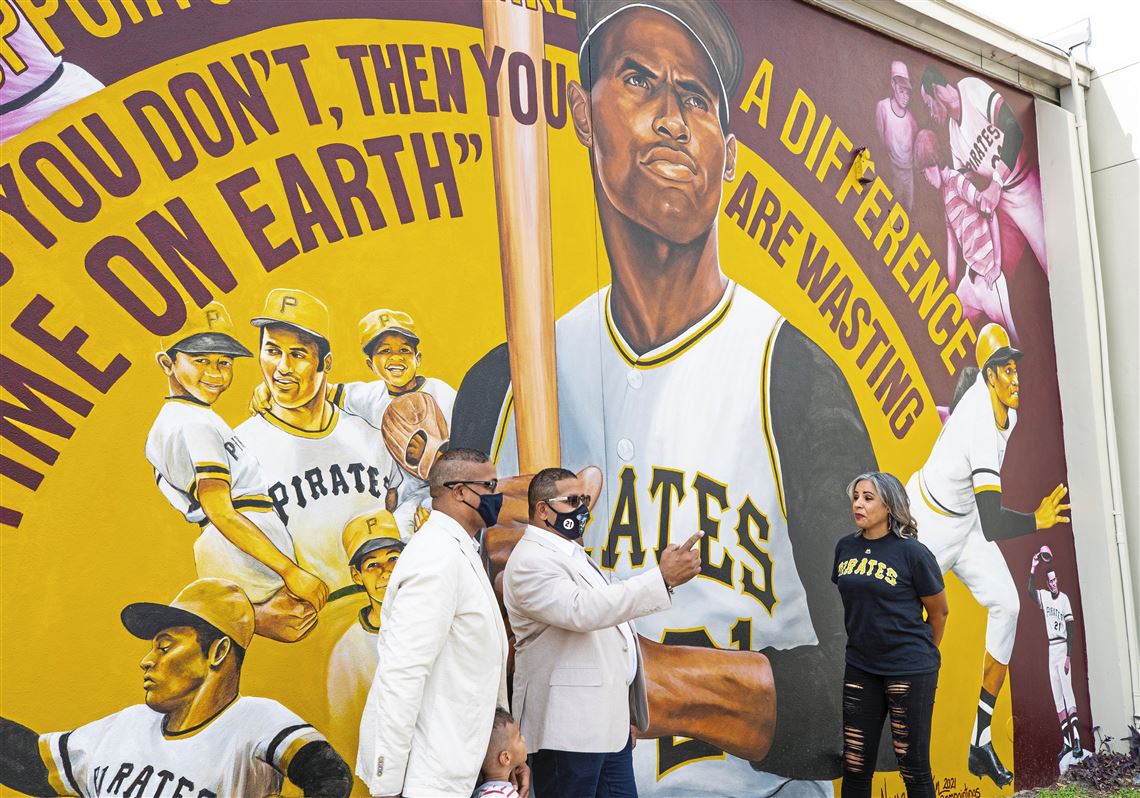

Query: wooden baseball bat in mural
left=482, top=0, right=560, bottom=474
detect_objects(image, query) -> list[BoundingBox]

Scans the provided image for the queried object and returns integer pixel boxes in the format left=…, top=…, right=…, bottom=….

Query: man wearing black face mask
left=504, top=467, right=702, bottom=797
left=357, top=448, right=528, bottom=798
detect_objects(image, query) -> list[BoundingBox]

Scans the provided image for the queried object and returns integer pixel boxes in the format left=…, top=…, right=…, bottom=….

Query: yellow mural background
left=1, top=17, right=1004, bottom=796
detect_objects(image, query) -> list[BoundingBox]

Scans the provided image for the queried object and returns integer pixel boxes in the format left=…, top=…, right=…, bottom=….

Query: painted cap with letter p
left=359, top=308, right=420, bottom=354
left=342, top=508, right=405, bottom=568
left=976, top=322, right=1023, bottom=370
left=121, top=578, right=256, bottom=650
left=161, top=301, right=252, bottom=358
left=251, top=288, right=331, bottom=344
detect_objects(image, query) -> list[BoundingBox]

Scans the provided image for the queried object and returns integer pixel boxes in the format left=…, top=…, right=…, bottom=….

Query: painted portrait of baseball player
left=453, top=1, right=880, bottom=792
left=919, top=66, right=1048, bottom=275
left=0, top=578, right=351, bottom=797
left=906, top=323, right=1069, bottom=785
left=1026, top=547, right=1089, bottom=771
left=145, top=301, right=327, bottom=643
left=236, top=289, right=396, bottom=599
left=325, top=508, right=405, bottom=767
left=874, top=60, right=918, bottom=211
left=914, top=128, right=1019, bottom=344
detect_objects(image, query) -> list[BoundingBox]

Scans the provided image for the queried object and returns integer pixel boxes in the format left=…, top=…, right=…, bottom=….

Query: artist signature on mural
left=879, top=776, right=982, bottom=798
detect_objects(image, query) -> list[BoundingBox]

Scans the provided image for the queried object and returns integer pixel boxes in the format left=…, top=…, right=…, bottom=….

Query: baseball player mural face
left=569, top=7, right=737, bottom=249
left=352, top=547, right=401, bottom=604
left=259, top=325, right=331, bottom=411
left=159, top=352, right=234, bottom=406
left=367, top=332, right=421, bottom=392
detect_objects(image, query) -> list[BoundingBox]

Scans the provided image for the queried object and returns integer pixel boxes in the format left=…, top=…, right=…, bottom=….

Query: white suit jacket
left=357, top=511, right=508, bottom=797
left=504, top=525, right=671, bottom=753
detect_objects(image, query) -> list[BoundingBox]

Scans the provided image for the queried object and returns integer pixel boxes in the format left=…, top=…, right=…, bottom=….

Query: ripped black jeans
left=841, top=663, right=938, bottom=798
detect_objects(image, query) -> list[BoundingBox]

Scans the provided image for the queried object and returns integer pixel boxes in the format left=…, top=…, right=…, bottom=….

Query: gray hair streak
left=845, top=471, right=919, bottom=539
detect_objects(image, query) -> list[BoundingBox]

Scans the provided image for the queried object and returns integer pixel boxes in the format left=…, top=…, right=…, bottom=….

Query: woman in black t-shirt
left=833, top=471, right=949, bottom=798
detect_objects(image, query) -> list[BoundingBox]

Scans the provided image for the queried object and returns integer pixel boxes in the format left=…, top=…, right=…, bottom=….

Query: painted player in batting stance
left=919, top=66, right=1048, bottom=275
left=1027, top=547, right=1088, bottom=770
left=237, top=289, right=395, bottom=600
left=452, top=1, right=879, bottom=792
left=145, top=301, right=327, bottom=643
left=0, top=579, right=351, bottom=797
left=906, top=323, right=1070, bottom=785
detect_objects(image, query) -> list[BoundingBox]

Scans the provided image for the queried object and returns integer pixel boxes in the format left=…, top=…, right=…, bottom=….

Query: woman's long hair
left=845, top=471, right=919, bottom=539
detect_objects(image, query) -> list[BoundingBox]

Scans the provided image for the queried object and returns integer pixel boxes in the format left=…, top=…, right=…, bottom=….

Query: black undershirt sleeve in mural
left=976, top=490, right=1035, bottom=542
left=995, top=99, right=1024, bottom=172
left=0, top=717, right=54, bottom=796
left=758, top=323, right=883, bottom=779
left=450, top=342, right=511, bottom=454
left=286, top=740, right=353, bottom=798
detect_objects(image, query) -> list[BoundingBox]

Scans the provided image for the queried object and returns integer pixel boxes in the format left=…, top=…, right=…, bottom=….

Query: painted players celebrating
left=453, top=1, right=879, bottom=791
left=1027, top=547, right=1086, bottom=769
left=919, top=67, right=1048, bottom=274
left=237, top=289, right=395, bottom=597
left=145, top=301, right=326, bottom=642
left=906, top=323, right=1070, bottom=785
left=0, top=579, right=351, bottom=797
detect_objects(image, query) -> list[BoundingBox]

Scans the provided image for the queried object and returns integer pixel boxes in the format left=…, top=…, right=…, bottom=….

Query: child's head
left=157, top=302, right=252, bottom=405
left=343, top=509, right=404, bottom=604
left=359, top=309, right=422, bottom=391
left=913, top=129, right=945, bottom=189
left=482, top=708, right=527, bottom=780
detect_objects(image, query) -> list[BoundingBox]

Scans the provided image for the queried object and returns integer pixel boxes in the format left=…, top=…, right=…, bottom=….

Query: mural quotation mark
left=453, top=133, right=483, bottom=164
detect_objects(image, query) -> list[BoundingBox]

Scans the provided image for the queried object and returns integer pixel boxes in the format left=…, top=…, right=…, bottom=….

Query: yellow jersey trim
left=491, top=389, right=514, bottom=464
left=259, top=403, right=341, bottom=439
left=759, top=319, right=788, bottom=520
left=604, top=282, right=736, bottom=370
left=38, top=737, right=73, bottom=796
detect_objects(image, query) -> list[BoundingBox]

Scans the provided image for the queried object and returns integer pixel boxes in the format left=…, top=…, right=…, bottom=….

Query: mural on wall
left=0, top=0, right=1090, bottom=795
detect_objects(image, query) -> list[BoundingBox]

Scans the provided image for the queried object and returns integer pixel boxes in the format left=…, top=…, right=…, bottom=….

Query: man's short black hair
left=528, top=467, right=577, bottom=517
left=187, top=618, right=246, bottom=671
left=920, top=66, right=949, bottom=97
left=259, top=326, right=331, bottom=371
left=429, top=447, right=491, bottom=496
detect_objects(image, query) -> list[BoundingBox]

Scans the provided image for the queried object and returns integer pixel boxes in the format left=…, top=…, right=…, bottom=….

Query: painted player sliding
left=453, top=1, right=879, bottom=792
left=1027, top=547, right=1089, bottom=771
left=906, top=323, right=1069, bottom=786
left=0, top=579, right=351, bottom=797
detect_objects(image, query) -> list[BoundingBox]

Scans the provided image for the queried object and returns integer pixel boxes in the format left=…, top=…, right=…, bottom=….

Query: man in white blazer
left=357, top=448, right=526, bottom=797
left=504, top=467, right=703, bottom=796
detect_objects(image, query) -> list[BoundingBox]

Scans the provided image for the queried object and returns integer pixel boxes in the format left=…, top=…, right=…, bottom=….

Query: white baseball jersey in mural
left=906, top=374, right=1020, bottom=663
left=334, top=378, right=454, bottom=538
left=37, top=697, right=324, bottom=797
left=236, top=406, right=394, bottom=593
left=1037, top=589, right=1073, bottom=644
left=948, top=77, right=1027, bottom=185
left=495, top=282, right=823, bottom=795
left=145, top=397, right=295, bottom=602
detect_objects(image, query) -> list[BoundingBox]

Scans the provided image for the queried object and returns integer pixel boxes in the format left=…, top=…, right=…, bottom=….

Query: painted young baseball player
left=919, top=67, right=1048, bottom=274
left=453, top=2, right=879, bottom=792
left=905, top=323, right=1069, bottom=785
left=236, top=289, right=396, bottom=597
left=0, top=578, right=352, bottom=797
left=874, top=60, right=918, bottom=211
left=145, top=301, right=326, bottom=643
left=1027, top=547, right=1086, bottom=769
left=325, top=508, right=405, bottom=765
left=914, top=129, right=1019, bottom=344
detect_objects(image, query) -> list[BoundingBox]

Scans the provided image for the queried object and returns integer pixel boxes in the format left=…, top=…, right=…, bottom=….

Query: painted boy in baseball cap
left=145, top=302, right=328, bottom=644
left=326, top=509, right=405, bottom=766
left=1, top=578, right=351, bottom=797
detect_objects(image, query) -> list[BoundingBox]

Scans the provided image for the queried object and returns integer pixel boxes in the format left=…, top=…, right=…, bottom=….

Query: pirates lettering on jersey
left=267, top=462, right=386, bottom=524
left=90, top=763, right=216, bottom=797
left=836, top=556, right=899, bottom=586
left=963, top=122, right=1003, bottom=174
left=222, top=435, right=247, bottom=459
left=601, top=465, right=779, bottom=614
